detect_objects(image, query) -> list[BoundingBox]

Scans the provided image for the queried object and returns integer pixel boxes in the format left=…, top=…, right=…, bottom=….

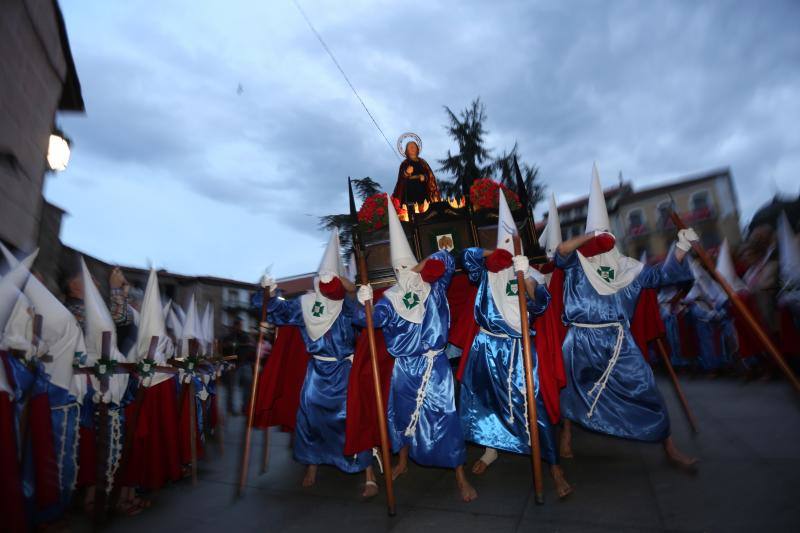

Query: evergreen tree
left=318, top=177, right=382, bottom=259
left=437, top=98, right=493, bottom=197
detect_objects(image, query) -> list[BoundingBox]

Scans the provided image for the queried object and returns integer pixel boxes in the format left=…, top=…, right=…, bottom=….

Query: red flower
left=469, top=178, right=522, bottom=211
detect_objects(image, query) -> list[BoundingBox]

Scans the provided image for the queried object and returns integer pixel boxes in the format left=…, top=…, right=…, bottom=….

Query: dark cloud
left=50, top=0, right=800, bottom=279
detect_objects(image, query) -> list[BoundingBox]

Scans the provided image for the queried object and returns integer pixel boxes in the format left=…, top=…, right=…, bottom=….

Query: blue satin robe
left=659, top=306, right=689, bottom=368
left=458, top=248, right=558, bottom=464
left=687, top=302, right=724, bottom=371
left=268, top=296, right=372, bottom=473
left=353, top=251, right=466, bottom=469
left=556, top=250, right=692, bottom=442
left=7, top=357, right=80, bottom=523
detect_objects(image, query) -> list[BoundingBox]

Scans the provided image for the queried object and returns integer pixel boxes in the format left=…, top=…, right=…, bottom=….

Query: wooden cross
left=168, top=338, right=202, bottom=485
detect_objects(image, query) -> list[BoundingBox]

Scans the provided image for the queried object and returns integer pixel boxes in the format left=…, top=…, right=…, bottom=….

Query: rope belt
left=404, top=349, right=442, bottom=437
left=312, top=354, right=354, bottom=363
left=571, top=322, right=625, bottom=419
left=479, top=328, right=530, bottom=443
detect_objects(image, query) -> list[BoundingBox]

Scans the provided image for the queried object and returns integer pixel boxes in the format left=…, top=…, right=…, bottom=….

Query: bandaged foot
left=471, top=447, right=498, bottom=475
left=361, top=480, right=379, bottom=499
left=550, top=465, right=574, bottom=499
left=302, top=464, right=318, bottom=487
left=455, top=466, right=478, bottom=502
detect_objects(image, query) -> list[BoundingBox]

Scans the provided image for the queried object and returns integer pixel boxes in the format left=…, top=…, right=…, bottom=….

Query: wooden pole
left=237, top=286, right=269, bottom=496
left=187, top=339, right=199, bottom=486
left=653, top=337, right=699, bottom=433
left=356, top=250, right=396, bottom=516
left=93, top=331, right=113, bottom=527
left=669, top=211, right=800, bottom=394
left=513, top=235, right=545, bottom=505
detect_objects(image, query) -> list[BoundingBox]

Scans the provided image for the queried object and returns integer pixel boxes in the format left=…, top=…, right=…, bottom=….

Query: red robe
left=252, top=326, right=309, bottom=430
left=630, top=288, right=667, bottom=360
left=119, top=378, right=182, bottom=489
left=0, top=392, right=26, bottom=532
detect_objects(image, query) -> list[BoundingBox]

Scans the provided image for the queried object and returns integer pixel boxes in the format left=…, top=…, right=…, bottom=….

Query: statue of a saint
left=392, top=137, right=440, bottom=206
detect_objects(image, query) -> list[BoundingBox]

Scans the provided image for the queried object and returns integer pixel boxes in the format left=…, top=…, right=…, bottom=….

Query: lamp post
left=46, top=128, right=71, bottom=171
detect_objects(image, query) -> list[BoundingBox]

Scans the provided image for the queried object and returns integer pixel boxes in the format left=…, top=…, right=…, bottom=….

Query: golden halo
left=396, top=132, right=422, bottom=158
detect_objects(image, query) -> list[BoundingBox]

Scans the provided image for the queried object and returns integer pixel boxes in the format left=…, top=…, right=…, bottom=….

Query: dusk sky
left=48, top=0, right=800, bottom=281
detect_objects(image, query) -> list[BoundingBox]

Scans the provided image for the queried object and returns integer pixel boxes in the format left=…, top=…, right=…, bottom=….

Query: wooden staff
left=670, top=211, right=800, bottom=393
left=237, top=286, right=269, bottom=496
left=93, top=331, right=113, bottom=527
left=349, top=177, right=396, bottom=516
left=653, top=337, right=699, bottom=433
left=513, top=235, right=545, bottom=505
left=356, top=249, right=396, bottom=516
left=187, top=340, right=199, bottom=485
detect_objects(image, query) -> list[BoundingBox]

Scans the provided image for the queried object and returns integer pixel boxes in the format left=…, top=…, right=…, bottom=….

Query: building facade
left=538, top=168, right=741, bottom=261
left=0, top=0, right=83, bottom=255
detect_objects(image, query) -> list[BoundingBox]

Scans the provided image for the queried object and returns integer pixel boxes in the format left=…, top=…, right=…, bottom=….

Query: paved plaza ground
left=72, top=376, right=800, bottom=532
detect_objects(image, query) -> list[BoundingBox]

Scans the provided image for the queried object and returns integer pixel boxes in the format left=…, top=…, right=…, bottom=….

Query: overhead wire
left=291, top=0, right=400, bottom=160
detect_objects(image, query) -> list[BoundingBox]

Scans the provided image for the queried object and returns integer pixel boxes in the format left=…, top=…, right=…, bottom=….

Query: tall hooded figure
left=353, top=194, right=477, bottom=502
left=458, top=192, right=573, bottom=498
left=120, top=268, right=182, bottom=492
left=1, top=250, right=88, bottom=523
left=556, top=164, right=698, bottom=469
left=258, top=228, right=378, bottom=498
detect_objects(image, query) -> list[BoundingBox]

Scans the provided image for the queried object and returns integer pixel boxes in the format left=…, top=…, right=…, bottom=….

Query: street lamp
left=47, top=129, right=71, bottom=171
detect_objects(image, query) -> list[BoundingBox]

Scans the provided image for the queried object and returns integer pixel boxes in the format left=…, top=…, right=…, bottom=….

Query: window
left=657, top=201, right=672, bottom=228
left=627, top=209, right=646, bottom=235
left=691, top=191, right=710, bottom=212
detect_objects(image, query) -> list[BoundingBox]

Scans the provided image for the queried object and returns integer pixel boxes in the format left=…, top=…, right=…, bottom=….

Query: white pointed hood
left=387, top=193, right=417, bottom=270
left=576, top=166, right=642, bottom=295
left=318, top=228, right=345, bottom=283
left=489, top=192, right=526, bottom=333
left=496, top=189, right=518, bottom=254
left=346, top=252, right=358, bottom=284
left=716, top=239, right=746, bottom=293
left=162, top=299, right=172, bottom=321
left=539, top=193, right=562, bottom=259
left=0, top=249, right=37, bottom=332
left=201, top=302, right=213, bottom=355
left=81, top=258, right=129, bottom=403
left=384, top=194, right=430, bottom=323
left=301, top=230, right=346, bottom=341
left=585, top=162, right=611, bottom=235
left=777, top=212, right=800, bottom=286
left=180, top=294, right=201, bottom=357
left=132, top=269, right=174, bottom=386
left=166, top=306, right=183, bottom=343
left=0, top=241, right=18, bottom=272
left=2, top=252, right=87, bottom=400
left=639, top=250, right=648, bottom=264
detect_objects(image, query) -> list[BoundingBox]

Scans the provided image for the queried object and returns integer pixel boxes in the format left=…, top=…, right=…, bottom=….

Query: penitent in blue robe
left=458, top=248, right=558, bottom=464
left=7, top=357, right=80, bottom=523
left=556, top=250, right=692, bottom=442
left=353, top=250, right=466, bottom=469
left=267, top=296, right=372, bottom=473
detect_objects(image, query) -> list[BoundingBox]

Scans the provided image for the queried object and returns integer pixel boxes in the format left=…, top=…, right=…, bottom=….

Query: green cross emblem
left=311, top=301, right=325, bottom=317
left=402, top=291, right=420, bottom=309
left=505, top=279, right=518, bottom=296
left=596, top=266, right=616, bottom=283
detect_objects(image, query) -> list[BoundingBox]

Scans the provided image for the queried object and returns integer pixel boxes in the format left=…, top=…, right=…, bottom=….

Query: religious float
left=351, top=132, right=544, bottom=284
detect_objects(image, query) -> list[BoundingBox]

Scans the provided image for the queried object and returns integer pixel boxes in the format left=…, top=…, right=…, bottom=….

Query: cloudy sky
left=49, top=0, right=800, bottom=280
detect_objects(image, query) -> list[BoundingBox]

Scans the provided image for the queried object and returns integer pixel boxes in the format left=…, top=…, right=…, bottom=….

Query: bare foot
left=663, top=437, right=698, bottom=471
left=471, top=459, right=489, bottom=475
left=302, top=464, right=318, bottom=487
left=550, top=465, right=574, bottom=499
left=391, top=461, right=408, bottom=480
left=361, top=480, right=379, bottom=499
left=560, top=420, right=574, bottom=459
left=455, top=466, right=478, bottom=502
